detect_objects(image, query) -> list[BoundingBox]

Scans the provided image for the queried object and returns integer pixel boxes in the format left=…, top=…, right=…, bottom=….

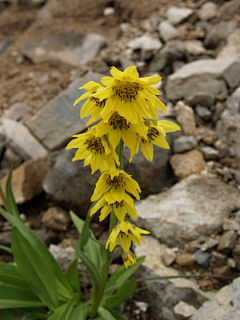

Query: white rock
left=103, top=7, right=115, bottom=16
left=166, top=6, right=194, bottom=25
left=174, top=301, right=197, bottom=318
left=199, top=2, right=218, bottom=21
left=158, top=20, right=180, bottom=41
left=218, top=28, right=240, bottom=60
left=0, top=119, right=48, bottom=160
left=136, top=175, right=240, bottom=246
left=127, top=35, right=162, bottom=60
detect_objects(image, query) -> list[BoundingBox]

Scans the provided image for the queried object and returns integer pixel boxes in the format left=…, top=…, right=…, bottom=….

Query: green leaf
left=66, top=258, right=81, bottom=295
left=0, top=209, right=73, bottom=302
left=70, top=241, right=100, bottom=291
left=0, top=309, right=23, bottom=320
left=105, top=279, right=137, bottom=309
left=47, top=294, right=79, bottom=320
left=106, top=256, right=145, bottom=291
left=68, top=304, right=85, bottom=320
left=70, top=210, right=101, bottom=268
left=0, top=244, right=12, bottom=254
left=106, top=308, right=128, bottom=320
left=5, top=167, right=20, bottom=218
left=12, top=228, right=59, bottom=311
left=97, top=307, right=116, bottom=320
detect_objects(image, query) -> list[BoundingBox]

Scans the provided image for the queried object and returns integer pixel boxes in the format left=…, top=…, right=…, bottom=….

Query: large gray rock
left=136, top=175, right=240, bottom=246
left=218, top=29, right=240, bottom=60
left=216, top=86, right=240, bottom=167
left=26, top=72, right=102, bottom=151
left=165, top=58, right=240, bottom=101
left=0, top=119, right=48, bottom=160
left=43, top=149, right=100, bottom=216
left=190, top=278, right=240, bottom=320
left=21, top=31, right=106, bottom=66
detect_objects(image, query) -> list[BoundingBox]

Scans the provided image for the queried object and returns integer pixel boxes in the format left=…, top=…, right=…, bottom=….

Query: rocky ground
left=0, top=0, right=240, bottom=319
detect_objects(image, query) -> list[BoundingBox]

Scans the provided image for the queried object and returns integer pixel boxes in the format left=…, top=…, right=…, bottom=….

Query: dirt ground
left=0, top=0, right=194, bottom=118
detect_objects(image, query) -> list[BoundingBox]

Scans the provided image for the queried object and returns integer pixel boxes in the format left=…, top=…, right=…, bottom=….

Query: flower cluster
left=67, top=66, right=180, bottom=268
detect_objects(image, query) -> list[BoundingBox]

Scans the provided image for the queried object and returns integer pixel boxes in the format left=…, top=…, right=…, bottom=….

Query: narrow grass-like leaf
left=12, top=228, right=59, bottom=311
left=0, top=208, right=73, bottom=300
left=68, top=303, right=85, bottom=320
left=97, top=307, right=116, bottom=320
left=105, top=279, right=137, bottom=309
left=0, top=244, right=12, bottom=254
left=106, top=308, right=128, bottom=320
left=47, top=293, right=79, bottom=320
left=70, top=210, right=100, bottom=268
left=66, top=258, right=81, bottom=295
left=106, top=256, right=145, bottom=290
left=70, top=241, right=100, bottom=289
left=5, top=167, right=20, bottom=217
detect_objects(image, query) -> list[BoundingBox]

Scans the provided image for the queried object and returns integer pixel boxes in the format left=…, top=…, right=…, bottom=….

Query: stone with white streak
left=0, top=119, right=48, bottom=160
left=136, top=175, right=240, bottom=246
left=166, top=58, right=240, bottom=101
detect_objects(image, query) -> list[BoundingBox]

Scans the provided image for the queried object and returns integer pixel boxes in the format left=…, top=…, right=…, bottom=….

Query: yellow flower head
left=95, top=112, right=147, bottom=162
left=122, top=250, right=137, bottom=268
left=91, top=66, right=166, bottom=125
left=135, top=120, right=181, bottom=162
left=73, top=81, right=106, bottom=125
left=90, top=193, right=137, bottom=222
left=91, top=170, right=141, bottom=203
left=106, top=221, right=150, bottom=252
left=66, top=129, right=119, bottom=174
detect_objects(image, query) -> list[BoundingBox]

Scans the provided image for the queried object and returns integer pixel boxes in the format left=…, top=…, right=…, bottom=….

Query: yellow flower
left=66, top=129, right=119, bottom=174
left=106, top=221, right=150, bottom=252
left=95, top=112, right=147, bottom=162
left=73, top=81, right=106, bottom=124
left=122, top=250, right=136, bottom=268
left=135, top=120, right=181, bottom=162
left=91, top=170, right=141, bottom=203
left=91, top=66, right=166, bottom=125
left=90, top=193, right=137, bottom=222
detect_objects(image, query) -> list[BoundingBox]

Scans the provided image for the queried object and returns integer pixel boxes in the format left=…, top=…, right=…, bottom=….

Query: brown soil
left=0, top=0, right=190, bottom=118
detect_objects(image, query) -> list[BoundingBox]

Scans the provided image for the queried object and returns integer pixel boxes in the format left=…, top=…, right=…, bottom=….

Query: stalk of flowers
left=67, top=65, right=180, bottom=268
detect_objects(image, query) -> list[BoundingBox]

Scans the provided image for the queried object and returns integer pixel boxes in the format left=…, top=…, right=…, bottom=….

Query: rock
left=162, top=247, right=177, bottom=267
left=195, top=106, right=212, bottom=121
left=233, top=244, right=240, bottom=270
left=166, top=58, right=240, bottom=102
left=190, top=278, right=240, bottom=320
left=170, top=150, right=206, bottom=179
left=0, top=38, right=14, bottom=54
left=218, top=29, right=240, bottom=60
left=222, top=218, right=240, bottom=231
left=219, top=0, right=240, bottom=20
left=175, top=101, right=196, bottom=136
left=216, top=86, right=240, bottom=167
left=21, top=31, right=106, bottom=66
left=0, top=231, right=12, bottom=246
left=43, top=149, right=99, bottom=215
left=26, top=72, right=102, bottom=151
left=49, top=243, right=91, bottom=288
left=2, top=102, right=29, bottom=121
left=211, top=251, right=227, bottom=266
left=0, top=119, right=48, bottom=160
left=200, top=146, right=219, bottom=161
left=136, top=175, right=240, bottom=246
left=0, top=158, right=49, bottom=205
left=173, top=136, right=197, bottom=153
left=1, top=147, right=23, bottom=169
left=212, top=265, right=232, bottom=279
left=184, top=40, right=207, bottom=55
left=186, top=94, right=215, bottom=108
left=123, top=130, right=177, bottom=198
left=19, top=0, right=46, bottom=7
left=176, top=253, right=196, bottom=267
left=198, top=2, right=218, bottom=21
left=174, top=301, right=197, bottom=319
left=103, top=7, right=115, bottom=16
left=127, top=35, right=162, bottom=60
left=158, top=21, right=180, bottom=42
left=204, top=20, right=238, bottom=49
left=193, top=250, right=212, bottom=268
left=217, top=230, right=237, bottom=253
left=166, top=7, right=194, bottom=25
left=200, top=238, right=219, bottom=251
left=42, top=206, right=71, bottom=231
